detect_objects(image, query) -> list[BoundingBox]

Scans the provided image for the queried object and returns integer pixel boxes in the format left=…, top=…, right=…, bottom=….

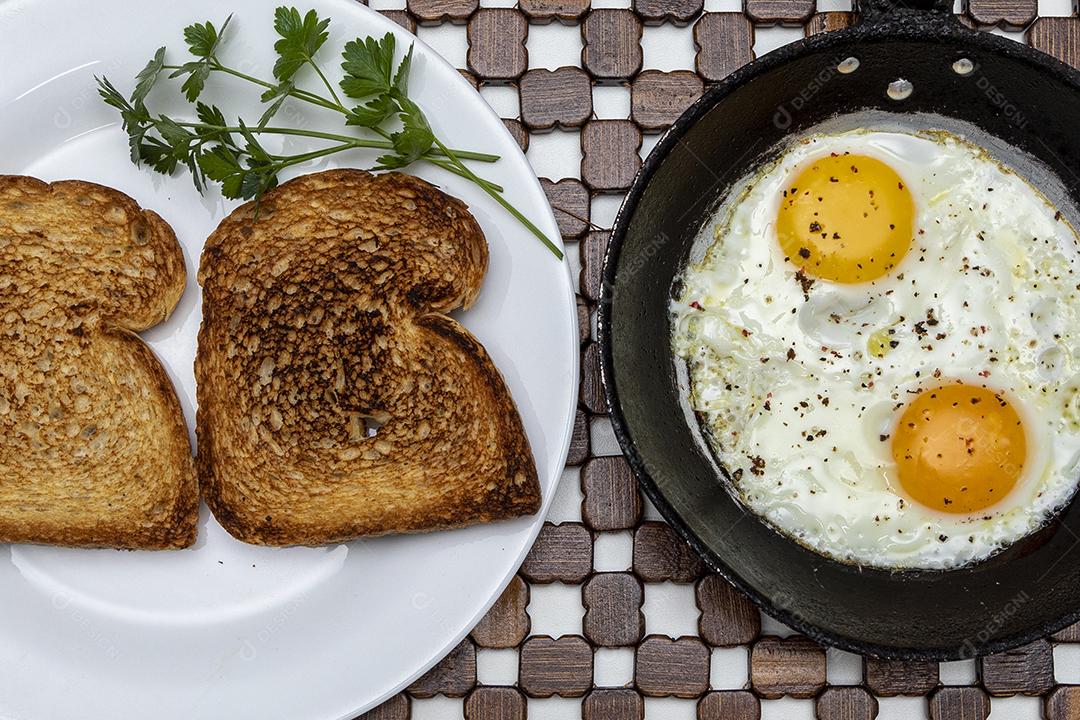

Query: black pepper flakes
left=794, top=269, right=815, bottom=299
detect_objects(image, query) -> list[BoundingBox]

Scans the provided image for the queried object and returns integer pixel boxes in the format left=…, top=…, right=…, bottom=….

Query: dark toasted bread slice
left=196, top=169, right=540, bottom=545
left=0, top=176, right=198, bottom=549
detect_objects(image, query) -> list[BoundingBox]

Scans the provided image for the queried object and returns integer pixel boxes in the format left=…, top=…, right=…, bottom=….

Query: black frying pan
left=598, top=0, right=1080, bottom=659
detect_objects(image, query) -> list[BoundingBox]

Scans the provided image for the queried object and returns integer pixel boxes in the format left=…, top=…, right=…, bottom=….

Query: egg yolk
left=776, top=154, right=915, bottom=284
left=891, top=384, right=1026, bottom=514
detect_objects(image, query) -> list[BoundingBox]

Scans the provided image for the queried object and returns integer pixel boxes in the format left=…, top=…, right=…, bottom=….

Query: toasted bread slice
left=0, top=176, right=198, bottom=549
left=196, top=169, right=540, bottom=545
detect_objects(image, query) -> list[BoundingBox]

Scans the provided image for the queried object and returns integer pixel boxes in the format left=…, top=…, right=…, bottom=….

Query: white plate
left=0, top=0, right=577, bottom=717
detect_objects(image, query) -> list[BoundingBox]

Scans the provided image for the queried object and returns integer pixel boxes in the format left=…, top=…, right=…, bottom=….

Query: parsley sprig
left=97, top=7, right=561, bottom=258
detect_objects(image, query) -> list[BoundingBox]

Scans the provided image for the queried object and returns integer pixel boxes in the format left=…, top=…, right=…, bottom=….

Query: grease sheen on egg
left=673, top=129, right=1080, bottom=570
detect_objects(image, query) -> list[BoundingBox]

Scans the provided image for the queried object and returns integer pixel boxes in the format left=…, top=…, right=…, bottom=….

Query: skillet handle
left=856, top=0, right=955, bottom=24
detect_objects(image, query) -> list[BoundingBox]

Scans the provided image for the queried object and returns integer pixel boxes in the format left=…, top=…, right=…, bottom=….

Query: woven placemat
left=358, top=2, right=1080, bottom=718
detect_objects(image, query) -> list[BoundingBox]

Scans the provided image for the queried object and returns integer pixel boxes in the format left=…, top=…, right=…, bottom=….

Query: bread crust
left=196, top=169, right=541, bottom=545
left=0, top=176, right=198, bottom=549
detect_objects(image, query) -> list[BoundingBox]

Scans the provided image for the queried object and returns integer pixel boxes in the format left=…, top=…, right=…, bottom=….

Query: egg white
left=673, top=129, right=1080, bottom=570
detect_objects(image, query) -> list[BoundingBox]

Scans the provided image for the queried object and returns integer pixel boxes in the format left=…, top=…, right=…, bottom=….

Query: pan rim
left=597, top=18, right=1080, bottom=660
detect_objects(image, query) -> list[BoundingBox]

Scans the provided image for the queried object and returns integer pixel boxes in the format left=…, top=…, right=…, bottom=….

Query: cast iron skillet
left=598, top=0, right=1080, bottom=659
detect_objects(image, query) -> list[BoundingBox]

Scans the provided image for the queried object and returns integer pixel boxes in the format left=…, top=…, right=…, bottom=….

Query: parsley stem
left=308, top=60, right=344, bottom=108
left=432, top=138, right=562, bottom=259
left=207, top=61, right=373, bottom=125
left=259, top=144, right=495, bottom=191
left=273, top=142, right=355, bottom=170
left=164, top=62, right=340, bottom=113
left=211, top=62, right=341, bottom=112
left=177, top=121, right=383, bottom=144
left=172, top=122, right=499, bottom=162
left=427, top=158, right=504, bottom=193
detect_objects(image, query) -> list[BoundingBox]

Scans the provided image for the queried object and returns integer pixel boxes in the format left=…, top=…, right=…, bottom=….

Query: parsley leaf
left=340, top=33, right=395, bottom=99
left=236, top=119, right=273, bottom=166
left=98, top=76, right=158, bottom=164
left=97, top=76, right=130, bottom=114
left=346, top=93, right=396, bottom=128
left=156, top=115, right=194, bottom=148
left=195, top=102, right=229, bottom=133
left=258, top=81, right=294, bottom=127
left=184, top=17, right=224, bottom=59
left=194, top=102, right=239, bottom=151
left=240, top=167, right=277, bottom=201
left=169, top=60, right=210, bottom=102
left=197, top=145, right=246, bottom=198
left=272, top=7, right=331, bottom=81
left=172, top=16, right=231, bottom=101
left=373, top=153, right=410, bottom=171
left=138, top=140, right=179, bottom=175
left=154, top=116, right=198, bottom=179
left=131, top=47, right=166, bottom=107
left=391, top=96, right=434, bottom=164
left=393, top=44, right=413, bottom=96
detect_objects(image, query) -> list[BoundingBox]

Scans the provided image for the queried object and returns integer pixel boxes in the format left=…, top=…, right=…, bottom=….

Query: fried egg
left=672, top=129, right=1080, bottom=570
